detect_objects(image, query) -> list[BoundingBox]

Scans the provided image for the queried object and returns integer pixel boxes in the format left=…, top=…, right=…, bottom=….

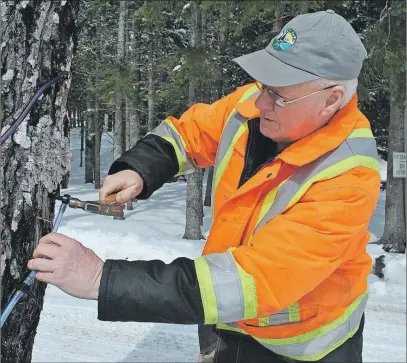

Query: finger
left=28, top=258, right=55, bottom=273
left=116, top=184, right=141, bottom=204
left=99, top=180, right=120, bottom=201
left=100, top=193, right=119, bottom=205
left=33, top=243, right=60, bottom=259
left=35, top=272, right=57, bottom=285
left=39, top=232, right=77, bottom=248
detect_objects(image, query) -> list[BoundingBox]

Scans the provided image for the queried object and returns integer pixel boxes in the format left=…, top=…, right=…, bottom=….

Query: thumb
left=116, top=184, right=142, bottom=204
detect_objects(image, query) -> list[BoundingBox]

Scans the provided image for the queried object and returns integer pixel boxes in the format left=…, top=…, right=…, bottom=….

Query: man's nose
left=255, top=89, right=275, bottom=111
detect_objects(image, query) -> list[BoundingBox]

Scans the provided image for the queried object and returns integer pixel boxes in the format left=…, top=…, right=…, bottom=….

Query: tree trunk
left=183, top=0, right=204, bottom=240
left=128, top=16, right=141, bottom=147
left=80, top=112, right=84, bottom=167
left=104, top=113, right=109, bottom=133
left=204, top=166, right=214, bottom=207
left=125, top=97, right=130, bottom=149
left=94, top=96, right=101, bottom=189
left=85, top=90, right=95, bottom=184
left=217, top=7, right=227, bottom=99
left=0, top=1, right=79, bottom=361
left=147, top=38, right=155, bottom=131
left=378, top=96, right=406, bottom=253
left=272, top=3, right=285, bottom=35
left=405, top=84, right=407, bottom=251
left=114, top=0, right=126, bottom=158
left=114, top=92, right=123, bottom=158
left=299, top=0, right=309, bottom=14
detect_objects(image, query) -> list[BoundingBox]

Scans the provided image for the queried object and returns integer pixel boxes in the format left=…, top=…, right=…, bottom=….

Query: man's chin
left=259, top=121, right=280, bottom=140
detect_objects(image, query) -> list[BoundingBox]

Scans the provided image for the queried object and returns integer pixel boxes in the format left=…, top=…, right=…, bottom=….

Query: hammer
left=50, top=194, right=125, bottom=218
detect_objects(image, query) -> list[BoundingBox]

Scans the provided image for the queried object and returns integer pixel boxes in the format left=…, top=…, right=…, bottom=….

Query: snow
left=173, top=64, right=182, bottom=72
left=32, top=129, right=406, bottom=362
left=379, top=158, right=388, bottom=181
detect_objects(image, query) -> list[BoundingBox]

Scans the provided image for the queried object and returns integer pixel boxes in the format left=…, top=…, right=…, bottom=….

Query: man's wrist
left=89, top=259, right=104, bottom=300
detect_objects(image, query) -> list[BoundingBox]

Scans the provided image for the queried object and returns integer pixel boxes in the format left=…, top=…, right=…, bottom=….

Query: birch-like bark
left=0, top=1, right=79, bottom=361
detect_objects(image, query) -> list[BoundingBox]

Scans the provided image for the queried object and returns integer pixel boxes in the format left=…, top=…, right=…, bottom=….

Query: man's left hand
left=27, top=232, right=104, bottom=300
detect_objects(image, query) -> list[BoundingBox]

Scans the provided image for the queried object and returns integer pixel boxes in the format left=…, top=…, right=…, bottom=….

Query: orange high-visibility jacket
left=149, top=83, right=381, bottom=360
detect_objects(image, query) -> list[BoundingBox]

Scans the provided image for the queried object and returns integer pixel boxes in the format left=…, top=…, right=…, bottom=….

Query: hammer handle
left=100, top=193, right=119, bottom=205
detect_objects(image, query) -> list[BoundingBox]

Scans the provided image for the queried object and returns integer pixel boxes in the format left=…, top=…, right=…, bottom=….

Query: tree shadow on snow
left=119, top=323, right=199, bottom=363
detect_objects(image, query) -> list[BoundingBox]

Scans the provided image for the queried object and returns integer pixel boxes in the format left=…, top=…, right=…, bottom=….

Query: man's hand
left=27, top=233, right=104, bottom=300
left=99, top=170, right=144, bottom=204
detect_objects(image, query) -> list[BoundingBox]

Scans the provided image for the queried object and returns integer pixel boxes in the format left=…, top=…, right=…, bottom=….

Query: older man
left=29, top=10, right=380, bottom=362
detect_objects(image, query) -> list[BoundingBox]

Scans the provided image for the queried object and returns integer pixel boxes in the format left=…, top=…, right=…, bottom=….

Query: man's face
left=254, top=80, right=340, bottom=143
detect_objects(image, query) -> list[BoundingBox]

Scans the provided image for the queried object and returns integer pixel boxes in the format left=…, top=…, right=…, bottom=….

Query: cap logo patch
left=272, top=28, right=297, bottom=51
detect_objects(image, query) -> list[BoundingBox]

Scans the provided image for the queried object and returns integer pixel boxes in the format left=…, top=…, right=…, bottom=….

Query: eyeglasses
left=255, top=81, right=338, bottom=108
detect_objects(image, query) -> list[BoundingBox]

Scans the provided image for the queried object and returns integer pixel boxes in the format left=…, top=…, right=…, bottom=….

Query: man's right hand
left=99, top=170, right=144, bottom=204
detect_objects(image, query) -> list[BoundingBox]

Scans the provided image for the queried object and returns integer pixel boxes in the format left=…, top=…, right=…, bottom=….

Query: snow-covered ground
left=32, top=129, right=406, bottom=362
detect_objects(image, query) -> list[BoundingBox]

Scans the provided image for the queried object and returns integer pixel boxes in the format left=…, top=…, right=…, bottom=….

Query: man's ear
left=320, top=87, right=345, bottom=117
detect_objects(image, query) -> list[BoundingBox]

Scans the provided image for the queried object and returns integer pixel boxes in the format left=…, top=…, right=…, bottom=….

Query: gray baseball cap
left=233, top=10, right=367, bottom=87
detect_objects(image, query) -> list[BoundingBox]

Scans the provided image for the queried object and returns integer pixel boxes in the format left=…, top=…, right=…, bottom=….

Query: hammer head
left=69, top=194, right=125, bottom=217
left=83, top=202, right=125, bottom=217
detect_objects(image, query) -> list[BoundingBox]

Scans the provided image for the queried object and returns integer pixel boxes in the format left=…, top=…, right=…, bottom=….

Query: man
left=28, top=10, right=381, bottom=362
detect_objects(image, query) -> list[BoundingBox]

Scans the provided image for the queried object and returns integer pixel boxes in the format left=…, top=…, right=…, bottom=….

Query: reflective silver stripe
left=204, top=253, right=245, bottom=323
left=214, top=112, right=247, bottom=174
left=214, top=90, right=260, bottom=171
left=257, top=294, right=368, bottom=358
left=267, top=308, right=290, bottom=325
left=152, top=122, right=196, bottom=174
left=254, top=137, right=378, bottom=234
left=212, top=90, right=260, bottom=209
left=211, top=111, right=247, bottom=210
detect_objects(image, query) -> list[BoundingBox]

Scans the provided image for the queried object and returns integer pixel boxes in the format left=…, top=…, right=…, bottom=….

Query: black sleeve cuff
left=98, top=258, right=204, bottom=324
left=108, top=134, right=179, bottom=199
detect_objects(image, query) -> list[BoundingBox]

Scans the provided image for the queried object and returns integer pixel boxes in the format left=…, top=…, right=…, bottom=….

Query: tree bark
left=85, top=90, right=95, bottom=184
left=104, top=113, right=109, bottom=133
left=80, top=112, right=84, bottom=167
left=272, top=3, right=285, bottom=35
left=147, top=38, right=155, bottom=131
left=0, top=1, right=79, bottom=361
left=128, top=16, right=140, bottom=147
left=299, top=0, right=309, bottom=14
left=114, top=0, right=126, bottom=158
left=125, top=96, right=131, bottom=150
left=183, top=0, right=204, bottom=240
left=94, top=96, right=101, bottom=189
left=204, top=166, right=214, bottom=207
left=217, top=6, right=228, bottom=99
left=378, top=96, right=406, bottom=253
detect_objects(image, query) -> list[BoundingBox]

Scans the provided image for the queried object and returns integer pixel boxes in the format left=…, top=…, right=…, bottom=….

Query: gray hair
left=313, top=78, right=358, bottom=109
